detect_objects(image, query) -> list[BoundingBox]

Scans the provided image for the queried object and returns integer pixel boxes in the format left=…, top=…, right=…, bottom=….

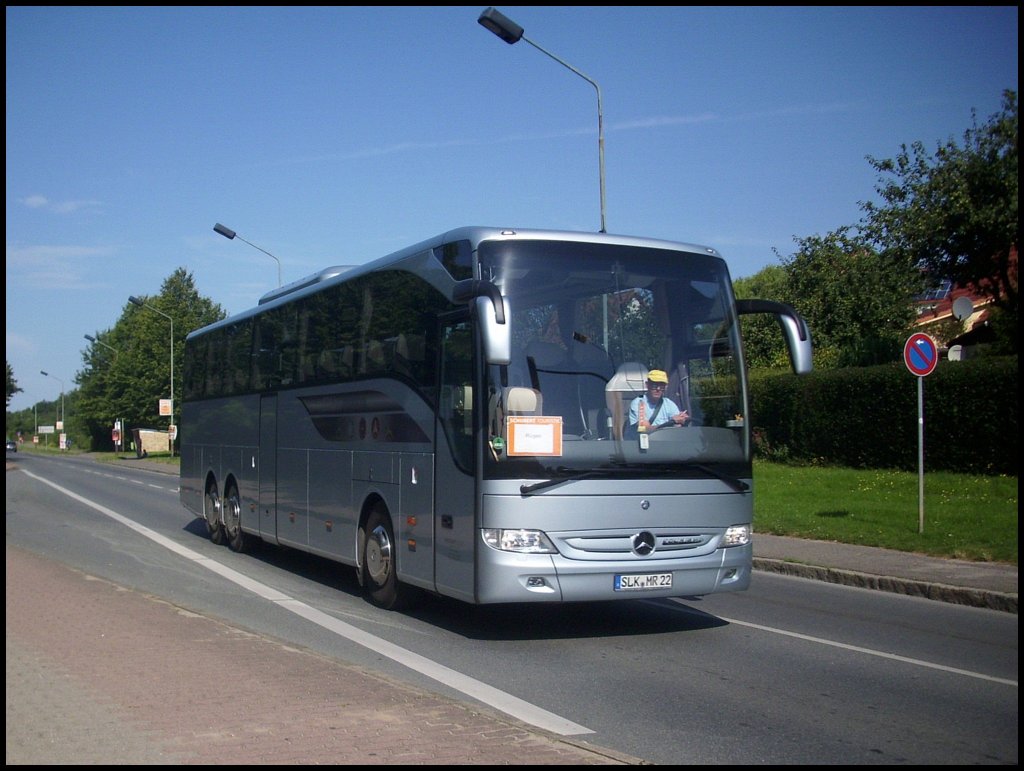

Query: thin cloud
left=270, top=102, right=860, bottom=166
left=6, top=244, right=114, bottom=290
left=613, top=113, right=719, bottom=130
left=6, top=243, right=111, bottom=264
left=19, top=194, right=104, bottom=214
left=614, top=102, right=857, bottom=131
left=4, top=331, right=36, bottom=356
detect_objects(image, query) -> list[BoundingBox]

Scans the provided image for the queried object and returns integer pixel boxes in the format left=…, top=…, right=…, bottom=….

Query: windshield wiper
left=520, top=463, right=749, bottom=495
left=634, top=462, right=749, bottom=492
left=687, top=463, right=749, bottom=492
left=520, top=469, right=615, bottom=496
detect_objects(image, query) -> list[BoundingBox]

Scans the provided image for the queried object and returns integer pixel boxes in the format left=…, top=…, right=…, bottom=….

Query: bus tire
left=223, top=483, right=250, bottom=553
left=205, top=481, right=225, bottom=545
left=362, top=505, right=415, bottom=610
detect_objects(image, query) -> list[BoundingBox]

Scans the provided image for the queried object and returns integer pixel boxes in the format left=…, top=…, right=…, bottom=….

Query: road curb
left=753, top=557, right=1018, bottom=614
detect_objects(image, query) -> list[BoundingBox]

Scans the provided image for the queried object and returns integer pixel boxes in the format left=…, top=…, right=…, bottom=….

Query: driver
left=628, top=369, right=690, bottom=434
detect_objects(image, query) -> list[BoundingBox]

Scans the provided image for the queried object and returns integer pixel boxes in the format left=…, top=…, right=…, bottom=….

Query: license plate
left=614, top=572, right=673, bottom=591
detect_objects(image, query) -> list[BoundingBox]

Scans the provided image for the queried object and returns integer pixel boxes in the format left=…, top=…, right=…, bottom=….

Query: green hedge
left=748, top=356, right=1018, bottom=475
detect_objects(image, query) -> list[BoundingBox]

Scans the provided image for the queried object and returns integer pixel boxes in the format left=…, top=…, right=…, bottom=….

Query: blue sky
left=6, top=6, right=1018, bottom=414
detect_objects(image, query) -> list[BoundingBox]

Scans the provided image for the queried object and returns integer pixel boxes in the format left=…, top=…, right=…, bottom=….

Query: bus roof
left=186, top=226, right=723, bottom=341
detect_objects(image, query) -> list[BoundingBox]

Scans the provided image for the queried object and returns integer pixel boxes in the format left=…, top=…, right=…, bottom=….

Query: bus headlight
left=482, top=528, right=557, bottom=554
left=722, top=525, right=751, bottom=547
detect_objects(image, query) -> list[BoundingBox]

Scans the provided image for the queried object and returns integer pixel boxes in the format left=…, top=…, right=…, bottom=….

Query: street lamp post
left=84, top=333, right=119, bottom=356
left=128, top=296, right=175, bottom=456
left=40, top=370, right=65, bottom=448
left=213, top=223, right=283, bottom=287
left=85, top=334, right=124, bottom=454
left=478, top=6, right=607, bottom=233
left=39, top=370, right=64, bottom=424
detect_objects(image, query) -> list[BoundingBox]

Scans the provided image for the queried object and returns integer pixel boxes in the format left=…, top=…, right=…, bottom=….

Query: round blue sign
left=904, top=333, right=938, bottom=377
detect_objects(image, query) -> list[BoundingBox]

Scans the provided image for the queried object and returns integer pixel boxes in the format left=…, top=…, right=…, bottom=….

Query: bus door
left=433, top=314, right=478, bottom=602
left=258, top=393, right=278, bottom=542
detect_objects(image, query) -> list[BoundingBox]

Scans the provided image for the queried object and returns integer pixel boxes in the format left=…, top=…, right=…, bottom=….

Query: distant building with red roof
left=912, top=245, right=1016, bottom=359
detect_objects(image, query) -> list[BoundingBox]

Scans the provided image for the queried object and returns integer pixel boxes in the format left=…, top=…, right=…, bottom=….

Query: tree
left=733, top=265, right=796, bottom=370
left=75, top=268, right=225, bottom=451
left=734, top=230, right=922, bottom=371
left=859, top=89, right=1018, bottom=350
left=6, top=360, right=22, bottom=409
left=780, top=228, right=923, bottom=368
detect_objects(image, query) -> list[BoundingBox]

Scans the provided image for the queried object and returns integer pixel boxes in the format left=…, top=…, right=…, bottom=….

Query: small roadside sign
left=904, top=332, right=938, bottom=535
left=904, top=333, right=938, bottom=377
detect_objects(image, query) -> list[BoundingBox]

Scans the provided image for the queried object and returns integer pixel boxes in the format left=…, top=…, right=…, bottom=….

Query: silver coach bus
left=179, top=226, right=811, bottom=609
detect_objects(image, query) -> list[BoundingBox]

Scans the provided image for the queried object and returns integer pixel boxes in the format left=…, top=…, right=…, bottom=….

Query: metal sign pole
left=917, top=376, right=925, bottom=534
left=903, top=333, right=937, bottom=536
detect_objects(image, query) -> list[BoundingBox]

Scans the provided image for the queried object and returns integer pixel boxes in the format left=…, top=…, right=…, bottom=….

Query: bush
left=749, top=355, right=1018, bottom=475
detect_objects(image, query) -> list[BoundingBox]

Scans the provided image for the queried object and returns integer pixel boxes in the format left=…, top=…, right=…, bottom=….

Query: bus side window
left=395, top=333, right=425, bottom=380
left=440, top=320, right=475, bottom=472
left=252, top=326, right=276, bottom=391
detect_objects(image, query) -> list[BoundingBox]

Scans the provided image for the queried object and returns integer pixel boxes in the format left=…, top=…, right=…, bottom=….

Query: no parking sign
left=904, top=332, right=938, bottom=534
left=904, top=333, right=938, bottom=377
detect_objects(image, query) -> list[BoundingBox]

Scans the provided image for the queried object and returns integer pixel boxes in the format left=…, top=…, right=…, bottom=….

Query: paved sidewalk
left=6, top=545, right=641, bottom=765
left=753, top=533, right=1017, bottom=614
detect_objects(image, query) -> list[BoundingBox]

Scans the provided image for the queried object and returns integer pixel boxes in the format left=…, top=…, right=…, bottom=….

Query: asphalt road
left=6, top=452, right=1018, bottom=765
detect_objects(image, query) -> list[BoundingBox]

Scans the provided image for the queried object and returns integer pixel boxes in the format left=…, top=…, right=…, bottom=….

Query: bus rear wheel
left=205, top=482, right=225, bottom=545
left=222, top=483, right=250, bottom=553
left=362, top=505, right=415, bottom=610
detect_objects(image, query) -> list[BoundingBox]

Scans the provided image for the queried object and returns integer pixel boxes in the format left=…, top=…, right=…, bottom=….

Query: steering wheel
left=648, top=416, right=688, bottom=433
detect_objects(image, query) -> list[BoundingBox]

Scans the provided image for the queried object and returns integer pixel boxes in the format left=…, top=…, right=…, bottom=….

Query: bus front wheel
left=362, top=505, right=414, bottom=610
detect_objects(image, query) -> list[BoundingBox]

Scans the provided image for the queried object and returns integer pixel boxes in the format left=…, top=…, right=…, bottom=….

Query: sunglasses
left=648, top=383, right=666, bottom=390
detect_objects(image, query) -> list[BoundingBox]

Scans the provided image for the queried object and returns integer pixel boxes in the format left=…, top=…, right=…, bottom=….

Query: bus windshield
left=479, top=238, right=747, bottom=479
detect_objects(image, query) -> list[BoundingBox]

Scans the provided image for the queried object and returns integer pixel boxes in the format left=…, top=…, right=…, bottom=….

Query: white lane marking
left=664, top=598, right=1017, bottom=687
left=19, top=468, right=593, bottom=736
left=83, top=468, right=179, bottom=494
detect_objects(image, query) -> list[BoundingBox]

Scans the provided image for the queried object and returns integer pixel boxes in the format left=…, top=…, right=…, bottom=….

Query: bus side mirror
left=736, top=299, right=813, bottom=375
left=453, top=279, right=511, bottom=365
left=475, top=295, right=511, bottom=365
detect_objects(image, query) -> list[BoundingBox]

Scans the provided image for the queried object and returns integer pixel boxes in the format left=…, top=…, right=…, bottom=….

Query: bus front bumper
left=475, top=543, right=752, bottom=604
